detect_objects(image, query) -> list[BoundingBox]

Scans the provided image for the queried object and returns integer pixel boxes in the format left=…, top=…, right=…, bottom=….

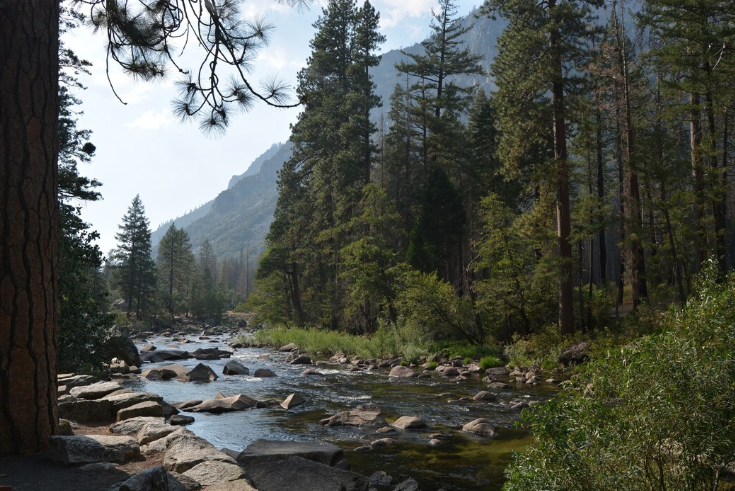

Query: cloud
left=125, top=109, right=174, bottom=130
left=376, top=0, right=439, bottom=28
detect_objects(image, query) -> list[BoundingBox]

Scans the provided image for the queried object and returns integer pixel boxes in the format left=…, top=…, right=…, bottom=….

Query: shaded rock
left=206, top=480, right=259, bottom=491
left=182, top=461, right=247, bottom=486
left=137, top=423, right=179, bottom=445
left=473, top=391, right=497, bottom=402
left=486, top=381, right=511, bottom=389
left=171, top=400, right=203, bottom=411
left=47, top=435, right=140, bottom=464
left=156, top=363, right=189, bottom=379
left=142, top=350, right=190, bottom=363
left=58, top=399, right=113, bottom=423
left=559, top=342, right=590, bottom=365
left=247, top=456, right=369, bottom=491
left=193, top=347, right=232, bottom=359
left=375, top=426, right=397, bottom=435
left=113, top=465, right=168, bottom=491
left=163, top=434, right=237, bottom=473
left=461, top=418, right=496, bottom=437
left=167, top=472, right=202, bottom=491
left=117, top=401, right=163, bottom=421
left=110, top=359, right=130, bottom=374
left=186, top=363, right=218, bottom=382
left=140, top=345, right=157, bottom=353
left=237, top=440, right=343, bottom=468
left=102, top=335, right=142, bottom=368
left=70, top=381, right=122, bottom=400
left=290, top=354, right=312, bottom=365
left=388, top=366, right=417, bottom=378
left=369, top=471, right=392, bottom=488
left=80, top=462, right=117, bottom=472
left=103, top=391, right=163, bottom=411
left=278, top=343, right=298, bottom=352
left=223, top=360, right=249, bottom=376
left=162, top=401, right=179, bottom=418
left=280, top=393, right=306, bottom=409
left=334, top=460, right=351, bottom=471
left=58, top=374, right=95, bottom=389
left=392, top=416, right=426, bottom=430
left=109, top=417, right=166, bottom=435
left=393, top=478, right=420, bottom=491
left=485, top=366, right=509, bottom=377
left=188, top=394, right=259, bottom=414
left=253, top=368, right=276, bottom=378
left=58, top=418, right=74, bottom=436
left=370, top=438, right=394, bottom=449
left=441, top=367, right=460, bottom=377
left=353, top=446, right=371, bottom=453
left=170, top=414, right=195, bottom=425
left=320, top=403, right=387, bottom=428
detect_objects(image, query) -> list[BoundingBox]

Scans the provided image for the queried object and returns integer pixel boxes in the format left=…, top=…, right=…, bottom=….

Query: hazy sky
left=64, top=0, right=482, bottom=254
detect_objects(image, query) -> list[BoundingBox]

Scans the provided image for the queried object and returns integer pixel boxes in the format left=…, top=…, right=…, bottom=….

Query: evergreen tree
left=111, top=195, right=156, bottom=319
left=156, top=224, right=194, bottom=322
left=190, top=238, right=228, bottom=322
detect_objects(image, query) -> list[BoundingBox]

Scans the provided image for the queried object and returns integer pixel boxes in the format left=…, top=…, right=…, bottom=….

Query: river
left=123, top=332, right=555, bottom=490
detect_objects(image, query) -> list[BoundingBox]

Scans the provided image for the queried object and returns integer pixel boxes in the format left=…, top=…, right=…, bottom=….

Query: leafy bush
left=504, top=266, right=735, bottom=491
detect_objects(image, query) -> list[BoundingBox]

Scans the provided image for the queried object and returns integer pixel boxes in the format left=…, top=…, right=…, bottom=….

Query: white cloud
left=377, top=0, right=439, bottom=28
left=125, top=109, right=174, bottom=130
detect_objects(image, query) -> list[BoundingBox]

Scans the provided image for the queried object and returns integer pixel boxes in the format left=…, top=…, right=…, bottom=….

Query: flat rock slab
left=247, top=456, right=368, bottom=491
left=141, top=349, right=190, bottom=363
left=205, top=481, right=259, bottom=491
left=164, top=434, right=237, bottom=473
left=103, top=391, right=163, bottom=411
left=137, top=423, right=179, bottom=445
left=117, top=401, right=163, bottom=421
left=392, top=416, right=426, bottom=430
left=58, top=374, right=96, bottom=389
left=70, top=382, right=122, bottom=400
left=109, top=416, right=166, bottom=435
left=58, top=399, right=113, bottom=423
left=47, top=435, right=140, bottom=464
left=188, top=394, right=259, bottom=414
left=237, top=440, right=343, bottom=467
left=109, top=466, right=201, bottom=491
left=320, top=403, right=387, bottom=428
left=182, top=461, right=247, bottom=486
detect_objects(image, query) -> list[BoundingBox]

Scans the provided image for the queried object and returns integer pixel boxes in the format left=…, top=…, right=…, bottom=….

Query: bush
left=480, top=355, right=504, bottom=370
left=504, top=266, right=735, bottom=491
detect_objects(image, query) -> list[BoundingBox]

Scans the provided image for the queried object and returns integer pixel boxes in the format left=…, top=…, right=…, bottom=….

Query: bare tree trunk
left=0, top=0, right=60, bottom=455
left=596, top=109, right=607, bottom=286
left=549, top=0, right=574, bottom=335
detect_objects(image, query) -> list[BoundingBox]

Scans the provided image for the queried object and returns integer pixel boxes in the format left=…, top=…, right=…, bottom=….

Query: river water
left=124, top=333, right=555, bottom=490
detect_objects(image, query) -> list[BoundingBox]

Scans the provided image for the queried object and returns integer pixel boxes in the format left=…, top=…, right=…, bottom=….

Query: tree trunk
left=705, top=85, right=726, bottom=277
left=690, top=93, right=706, bottom=269
left=0, top=0, right=60, bottom=455
left=549, top=0, right=574, bottom=335
left=596, top=109, right=607, bottom=286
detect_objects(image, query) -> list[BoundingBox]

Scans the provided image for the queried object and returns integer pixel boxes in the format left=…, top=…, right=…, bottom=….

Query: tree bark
left=0, top=0, right=60, bottom=455
left=549, top=0, right=574, bottom=335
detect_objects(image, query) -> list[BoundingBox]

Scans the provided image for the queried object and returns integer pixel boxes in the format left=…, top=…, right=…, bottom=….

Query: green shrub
left=479, top=355, right=504, bottom=370
left=426, top=361, right=438, bottom=370
left=504, top=266, right=735, bottom=491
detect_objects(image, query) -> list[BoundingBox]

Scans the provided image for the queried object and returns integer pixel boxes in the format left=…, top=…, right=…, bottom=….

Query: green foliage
left=480, top=355, right=503, bottom=370
left=504, top=265, right=735, bottom=490
left=156, top=223, right=194, bottom=321
left=190, top=238, right=228, bottom=322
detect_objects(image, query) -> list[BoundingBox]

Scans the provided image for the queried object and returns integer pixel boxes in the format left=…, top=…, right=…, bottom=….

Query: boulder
left=441, top=367, right=461, bottom=377
left=247, top=456, right=369, bottom=491
left=170, top=414, right=195, bottom=426
left=473, top=391, right=497, bottom=402
left=163, top=434, right=237, bottom=473
left=193, top=347, right=232, bottom=358
left=162, top=401, right=180, bottom=418
left=102, top=334, right=142, bottom=367
left=393, top=478, right=420, bottom=491
left=368, top=471, right=392, bottom=488
left=186, top=363, right=218, bottom=382
left=485, top=366, right=509, bottom=377
left=58, top=419, right=74, bottom=436
left=140, top=428, right=194, bottom=455
left=142, top=350, right=190, bottom=363
left=70, top=381, right=122, bottom=400
left=559, top=342, right=590, bottom=365
left=117, top=401, right=164, bottom=421
left=110, top=359, right=130, bottom=374
left=46, top=435, right=140, bottom=464
left=223, top=360, right=250, bottom=376
left=392, top=416, right=427, bottom=430
left=290, top=354, right=312, bottom=365
left=182, top=461, right=247, bottom=486
left=140, top=345, right=157, bottom=353
left=388, top=366, right=417, bottom=378
left=109, top=417, right=166, bottom=435
left=58, top=399, right=113, bottom=423
left=206, top=481, right=259, bottom=491
left=58, top=374, right=95, bottom=389
left=188, top=394, right=259, bottom=414
left=320, top=403, right=387, bottom=428
left=137, top=423, right=180, bottom=445
left=236, top=440, right=343, bottom=467
left=114, top=466, right=168, bottom=491
left=103, top=391, right=163, bottom=411
left=253, top=368, right=276, bottom=378
left=171, top=400, right=203, bottom=411
left=461, top=418, right=496, bottom=437
left=370, top=438, right=394, bottom=448
left=278, top=343, right=298, bottom=352
left=280, top=393, right=306, bottom=409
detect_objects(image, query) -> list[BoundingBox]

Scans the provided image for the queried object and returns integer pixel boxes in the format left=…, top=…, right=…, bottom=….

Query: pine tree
left=111, top=195, right=156, bottom=319
left=156, top=224, right=194, bottom=322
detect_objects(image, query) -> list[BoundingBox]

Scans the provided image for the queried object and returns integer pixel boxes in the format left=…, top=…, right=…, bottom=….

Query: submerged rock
left=461, top=418, right=496, bottom=437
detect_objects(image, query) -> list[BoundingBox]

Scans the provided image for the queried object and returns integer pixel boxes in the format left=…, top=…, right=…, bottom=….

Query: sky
left=64, top=0, right=482, bottom=255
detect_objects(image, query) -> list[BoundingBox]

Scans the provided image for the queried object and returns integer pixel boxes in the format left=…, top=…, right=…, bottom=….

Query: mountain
left=151, top=8, right=505, bottom=260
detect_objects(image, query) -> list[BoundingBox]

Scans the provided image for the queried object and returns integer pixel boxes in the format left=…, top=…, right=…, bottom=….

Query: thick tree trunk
left=549, top=0, right=574, bottom=336
left=0, top=0, right=60, bottom=455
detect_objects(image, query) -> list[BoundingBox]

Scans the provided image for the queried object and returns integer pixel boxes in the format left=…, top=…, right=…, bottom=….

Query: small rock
left=473, top=391, right=497, bottom=402
left=290, top=354, right=312, bottom=365
left=370, top=438, right=394, bottom=449
left=393, top=478, right=420, bottom=491
left=280, top=393, right=306, bottom=409
left=223, top=360, right=250, bottom=376
left=375, top=426, right=397, bottom=435
left=279, top=343, right=298, bottom=352
left=369, top=471, right=392, bottom=487
left=461, top=418, right=496, bottom=437
left=392, top=416, right=426, bottom=430
left=441, top=367, right=460, bottom=377
left=389, top=366, right=417, bottom=378
left=353, top=446, right=372, bottom=453
left=253, top=368, right=277, bottom=378
left=170, top=415, right=195, bottom=426
left=320, top=403, right=387, bottom=428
